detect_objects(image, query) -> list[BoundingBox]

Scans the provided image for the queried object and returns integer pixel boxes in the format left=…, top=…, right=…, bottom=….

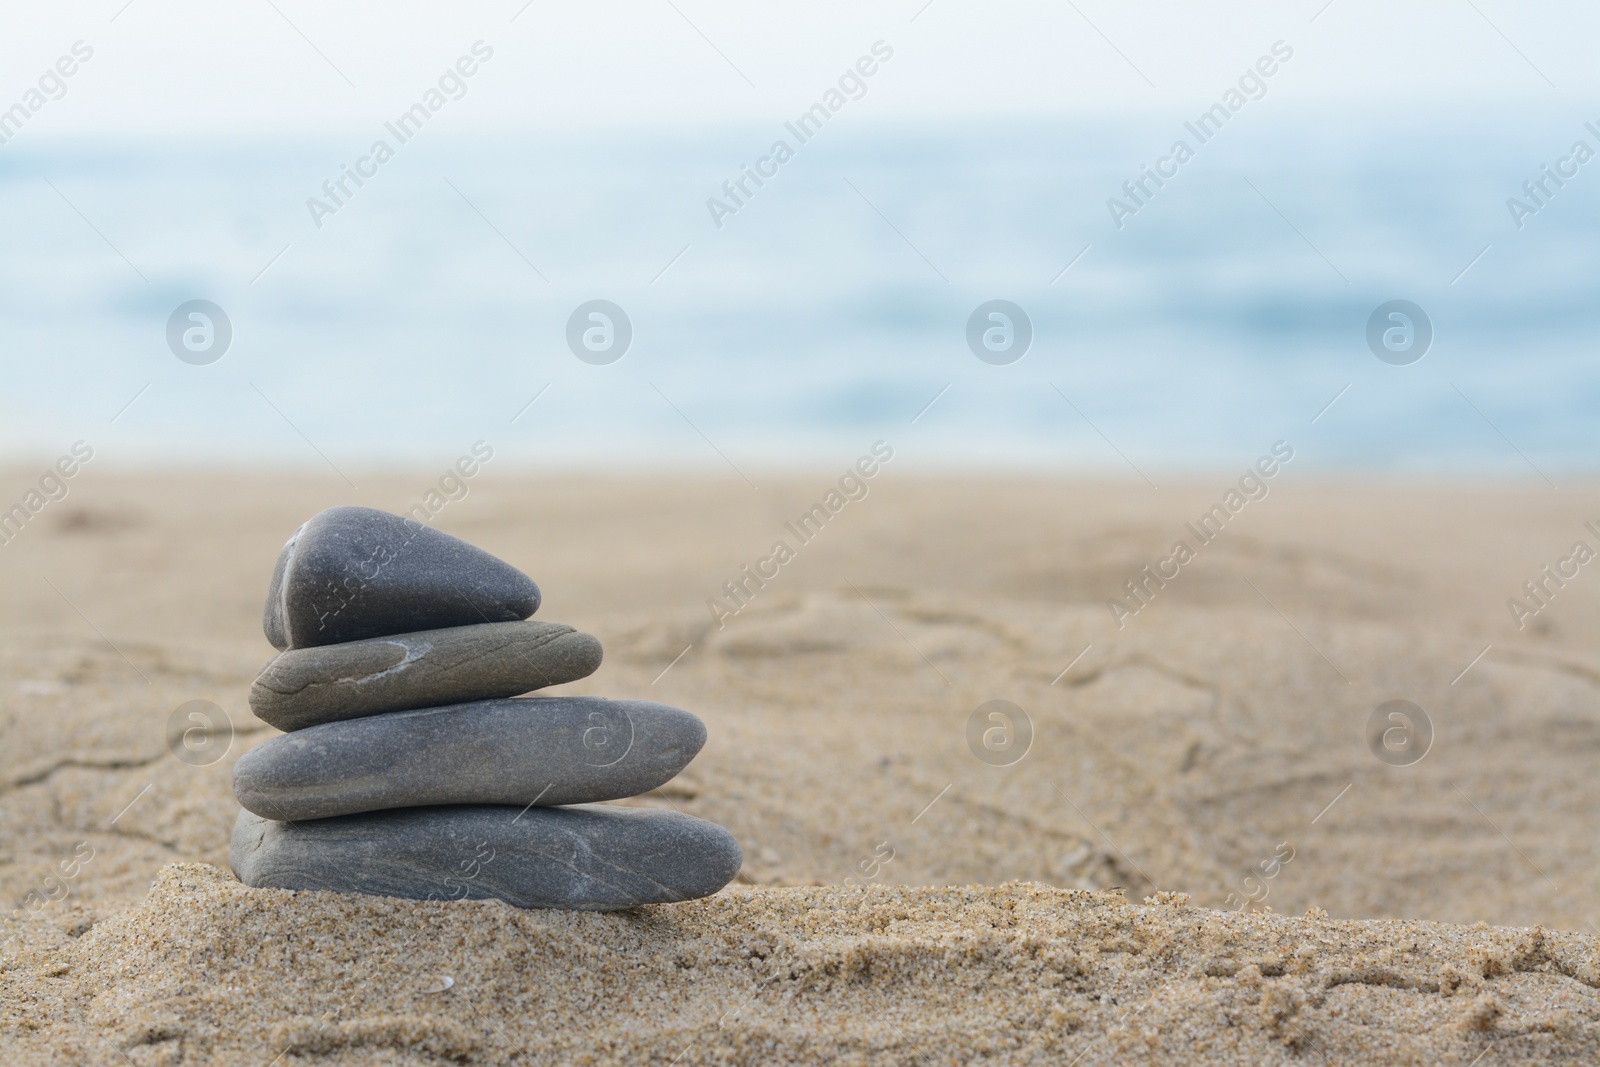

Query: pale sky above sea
left=3, top=1, right=1596, bottom=137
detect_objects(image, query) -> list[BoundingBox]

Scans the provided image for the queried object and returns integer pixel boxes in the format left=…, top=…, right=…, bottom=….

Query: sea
left=2, top=107, right=1597, bottom=478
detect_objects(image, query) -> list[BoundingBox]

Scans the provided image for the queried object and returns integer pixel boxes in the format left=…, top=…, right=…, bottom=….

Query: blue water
left=3, top=108, right=1598, bottom=475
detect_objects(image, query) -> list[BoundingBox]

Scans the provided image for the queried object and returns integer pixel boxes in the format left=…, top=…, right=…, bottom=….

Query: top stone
left=263, top=506, right=540, bottom=650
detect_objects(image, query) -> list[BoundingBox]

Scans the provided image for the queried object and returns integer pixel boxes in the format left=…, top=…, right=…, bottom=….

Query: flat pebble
left=249, top=620, right=603, bottom=730
left=229, top=804, right=743, bottom=910
left=233, top=696, right=705, bottom=821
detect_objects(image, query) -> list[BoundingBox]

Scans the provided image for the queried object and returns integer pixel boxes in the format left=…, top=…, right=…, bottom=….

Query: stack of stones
left=229, top=505, right=741, bottom=910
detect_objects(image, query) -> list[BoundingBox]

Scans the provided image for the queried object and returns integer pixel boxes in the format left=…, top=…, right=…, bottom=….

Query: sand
left=3, top=468, right=1599, bottom=1063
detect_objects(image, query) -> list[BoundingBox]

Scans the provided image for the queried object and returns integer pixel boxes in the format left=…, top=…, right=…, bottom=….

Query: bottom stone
left=229, top=804, right=742, bottom=910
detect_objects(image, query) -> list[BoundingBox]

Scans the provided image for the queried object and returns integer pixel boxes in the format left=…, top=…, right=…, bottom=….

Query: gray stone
left=249, top=621, right=603, bottom=731
left=229, top=804, right=742, bottom=910
left=233, top=697, right=705, bottom=821
left=264, top=506, right=540, bottom=650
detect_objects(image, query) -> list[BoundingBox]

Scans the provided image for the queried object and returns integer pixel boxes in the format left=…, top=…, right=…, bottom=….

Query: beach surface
left=3, top=469, right=1599, bottom=1064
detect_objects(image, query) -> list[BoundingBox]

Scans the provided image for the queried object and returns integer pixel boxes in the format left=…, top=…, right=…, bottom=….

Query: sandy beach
left=4, top=467, right=1599, bottom=1064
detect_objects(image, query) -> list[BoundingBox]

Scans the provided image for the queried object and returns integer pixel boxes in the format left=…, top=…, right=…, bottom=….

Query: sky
left=2, top=0, right=1595, bottom=138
